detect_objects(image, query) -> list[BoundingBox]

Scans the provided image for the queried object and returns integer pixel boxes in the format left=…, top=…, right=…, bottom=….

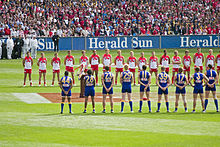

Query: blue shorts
left=102, top=87, right=113, bottom=94
left=140, top=85, right=150, bottom=92
left=61, top=90, right=71, bottom=96
left=205, top=85, right=216, bottom=91
left=158, top=87, right=168, bottom=95
left=122, top=87, right=132, bottom=93
left=175, top=87, right=186, bottom=94
left=193, top=87, right=203, bottom=94
left=85, top=87, right=95, bottom=97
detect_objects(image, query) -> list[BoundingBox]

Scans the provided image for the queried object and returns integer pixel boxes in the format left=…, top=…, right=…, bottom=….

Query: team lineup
left=22, top=48, right=220, bottom=113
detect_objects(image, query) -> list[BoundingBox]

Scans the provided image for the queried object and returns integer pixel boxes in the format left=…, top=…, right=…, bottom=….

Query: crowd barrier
left=0, top=35, right=219, bottom=51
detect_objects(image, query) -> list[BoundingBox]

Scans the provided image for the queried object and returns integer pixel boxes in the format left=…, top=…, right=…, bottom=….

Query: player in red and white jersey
left=37, top=52, right=47, bottom=86
left=172, top=50, right=181, bottom=84
left=215, top=50, right=220, bottom=82
left=89, top=50, right=100, bottom=85
left=114, top=50, right=124, bottom=85
left=51, top=52, right=61, bottom=86
left=205, top=49, right=215, bottom=70
left=80, top=50, right=89, bottom=73
left=149, top=51, right=158, bottom=81
left=182, top=50, right=191, bottom=80
left=127, top=51, right=137, bottom=85
left=22, top=51, right=33, bottom=87
left=159, top=49, right=170, bottom=74
left=138, top=52, right=147, bottom=72
left=102, top=49, right=112, bottom=72
left=64, top=50, right=75, bottom=85
left=193, top=48, right=204, bottom=72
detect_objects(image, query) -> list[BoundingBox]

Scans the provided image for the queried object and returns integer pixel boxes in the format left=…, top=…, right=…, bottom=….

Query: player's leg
left=132, top=71, right=136, bottom=85
left=43, top=72, right=46, bottom=86
left=139, top=92, right=144, bottom=112
left=156, top=94, right=162, bottom=112
left=91, top=96, right=95, bottom=113
left=217, top=70, right=220, bottom=84
left=192, top=94, right=197, bottom=112
left=39, top=72, right=42, bottom=86
left=174, top=94, right=180, bottom=112
left=28, top=73, right=32, bottom=86
left=24, top=72, right=27, bottom=86
left=83, top=96, right=88, bottom=113
left=199, top=93, right=205, bottom=112
left=71, top=72, right=75, bottom=85
left=204, top=90, right=210, bottom=110
left=67, top=96, right=72, bottom=113
left=172, top=71, right=175, bottom=84
left=57, top=72, right=60, bottom=83
left=95, top=70, right=98, bottom=85
left=102, top=94, right=107, bottom=113
left=146, top=91, right=151, bottom=112
left=52, top=72, right=55, bottom=86
left=165, top=94, right=170, bottom=112
left=60, top=96, right=65, bottom=114
left=115, top=71, right=118, bottom=85
left=127, top=93, right=133, bottom=112
left=187, top=71, right=190, bottom=81
left=212, top=90, right=218, bottom=112
left=121, top=93, right=126, bottom=112
left=109, top=94, right=114, bottom=113
left=182, top=94, right=187, bottom=112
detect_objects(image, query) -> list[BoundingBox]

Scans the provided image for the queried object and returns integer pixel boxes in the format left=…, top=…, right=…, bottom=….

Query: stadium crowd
left=0, top=0, right=219, bottom=37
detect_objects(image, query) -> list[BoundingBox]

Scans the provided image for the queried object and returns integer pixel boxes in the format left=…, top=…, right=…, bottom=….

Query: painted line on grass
left=12, top=93, right=51, bottom=104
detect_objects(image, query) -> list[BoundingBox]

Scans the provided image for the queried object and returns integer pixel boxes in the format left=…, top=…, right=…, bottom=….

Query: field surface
left=0, top=48, right=220, bottom=147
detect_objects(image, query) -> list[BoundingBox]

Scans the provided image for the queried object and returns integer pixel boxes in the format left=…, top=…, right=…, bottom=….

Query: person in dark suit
left=13, top=35, right=24, bottom=58
left=52, top=32, right=60, bottom=52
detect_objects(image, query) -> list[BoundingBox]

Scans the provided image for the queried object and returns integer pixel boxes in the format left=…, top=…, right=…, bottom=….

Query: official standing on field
left=0, top=39, right=2, bottom=59
left=52, top=32, right=60, bottom=52
left=14, top=35, right=24, bottom=59
left=30, top=36, right=38, bottom=59
left=6, top=36, right=14, bottom=59
left=22, top=35, right=30, bottom=58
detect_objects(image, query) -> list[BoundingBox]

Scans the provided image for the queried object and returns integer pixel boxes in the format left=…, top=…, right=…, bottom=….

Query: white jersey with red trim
left=80, top=56, right=89, bottom=68
left=149, top=56, right=158, bottom=69
left=65, top=55, right=74, bottom=67
left=172, top=56, right=181, bottom=68
left=24, top=56, right=32, bottom=69
left=115, top=56, right=124, bottom=68
left=52, top=57, right=61, bottom=70
left=138, top=57, right=147, bottom=70
left=183, top=55, right=191, bottom=67
left=206, top=55, right=215, bottom=67
left=91, top=54, right=100, bottom=65
left=103, top=54, right=111, bottom=66
left=128, top=56, right=136, bottom=69
left=194, top=53, right=203, bottom=66
left=38, top=57, right=47, bottom=70
left=161, top=55, right=170, bottom=68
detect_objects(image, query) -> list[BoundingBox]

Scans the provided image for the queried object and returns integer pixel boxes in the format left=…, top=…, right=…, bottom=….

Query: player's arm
left=22, top=58, right=25, bottom=67
left=193, top=54, right=196, bottom=63
left=168, top=57, right=170, bottom=64
left=189, top=57, right=192, bottom=66
left=166, top=75, right=171, bottom=88
left=213, top=72, right=219, bottom=85
left=110, top=56, right=112, bottom=65
left=178, top=57, right=181, bottom=64
left=102, top=55, right=104, bottom=65
left=37, top=59, right=39, bottom=66
left=159, top=57, right=162, bottom=65
left=101, top=73, right=107, bottom=90
left=173, top=75, right=179, bottom=87
left=64, top=57, right=66, bottom=65
left=189, top=76, right=194, bottom=87
left=156, top=74, right=162, bottom=89
left=203, top=74, right=209, bottom=86
left=182, top=57, right=185, bottom=66
left=156, top=58, right=159, bottom=67
left=147, top=73, right=152, bottom=87
left=73, top=57, right=75, bottom=65
left=135, top=58, right=137, bottom=67
left=202, top=54, right=204, bottom=63
left=89, top=56, right=91, bottom=64
left=131, top=73, right=134, bottom=84
left=148, top=59, right=150, bottom=69
left=127, top=58, right=129, bottom=64
left=59, top=79, right=65, bottom=93
left=120, top=73, right=123, bottom=84
left=138, top=72, right=143, bottom=86
left=31, top=58, right=33, bottom=66
left=46, top=59, right=47, bottom=66
left=114, top=57, right=116, bottom=65
left=205, top=56, right=207, bottom=67
left=51, top=59, right=53, bottom=66
left=183, top=76, right=189, bottom=88
left=214, top=56, right=215, bottom=67
left=98, top=56, right=100, bottom=64
left=93, top=77, right=96, bottom=87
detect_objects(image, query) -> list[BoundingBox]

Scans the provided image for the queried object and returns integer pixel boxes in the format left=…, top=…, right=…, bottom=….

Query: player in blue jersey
left=138, top=65, right=152, bottom=113
left=84, top=69, right=96, bottom=113
left=120, top=64, right=133, bottom=113
left=174, top=67, right=189, bottom=112
left=156, top=66, right=171, bottom=112
left=59, top=71, right=73, bottom=114
left=101, top=66, right=114, bottom=113
left=189, top=66, right=209, bottom=113
left=204, top=64, right=219, bottom=112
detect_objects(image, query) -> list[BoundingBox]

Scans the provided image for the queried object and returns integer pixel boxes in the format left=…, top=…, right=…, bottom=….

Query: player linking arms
left=138, top=65, right=152, bottom=113
left=189, top=67, right=209, bottom=113
left=120, top=64, right=133, bottom=113
left=204, top=64, right=219, bottom=112
left=101, top=66, right=114, bottom=113
left=156, top=66, right=171, bottom=112
left=84, top=69, right=96, bottom=113
left=59, top=71, right=73, bottom=114
left=174, top=67, right=188, bottom=112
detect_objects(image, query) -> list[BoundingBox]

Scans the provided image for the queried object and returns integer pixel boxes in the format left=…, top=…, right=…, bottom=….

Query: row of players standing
left=22, top=48, right=220, bottom=87
left=0, top=35, right=38, bottom=59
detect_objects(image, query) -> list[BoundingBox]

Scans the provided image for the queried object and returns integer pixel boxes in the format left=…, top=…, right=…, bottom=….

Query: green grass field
left=0, top=48, right=220, bottom=147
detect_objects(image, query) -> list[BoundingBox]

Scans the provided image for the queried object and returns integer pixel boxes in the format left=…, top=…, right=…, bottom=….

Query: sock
left=24, top=82, right=26, bottom=85
left=175, top=106, right=178, bottom=111
left=166, top=101, right=169, bottom=111
left=139, top=100, right=143, bottom=111
left=204, top=98, right=208, bottom=110
left=96, top=76, right=98, bottom=84
left=52, top=81, right=54, bottom=85
left=172, top=76, right=174, bottom=84
left=73, top=78, right=75, bottom=84
left=115, top=80, right=117, bottom=85
left=148, top=100, right=151, bottom=111
left=103, top=108, right=106, bottom=111
left=44, top=81, right=46, bottom=85
left=214, top=99, right=219, bottom=111
left=185, top=107, right=187, bottom=111
left=157, top=102, right=161, bottom=111
left=39, top=81, right=41, bottom=85
left=61, top=102, right=64, bottom=113
left=129, top=100, right=133, bottom=111
left=68, top=102, right=72, bottom=112
left=121, top=100, right=125, bottom=112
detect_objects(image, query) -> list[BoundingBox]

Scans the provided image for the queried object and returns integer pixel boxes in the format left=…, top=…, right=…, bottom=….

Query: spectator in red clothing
left=4, top=26, right=10, bottom=35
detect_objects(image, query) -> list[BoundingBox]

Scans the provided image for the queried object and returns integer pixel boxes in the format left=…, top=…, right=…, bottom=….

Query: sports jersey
left=52, top=57, right=61, bottom=70
left=90, top=54, right=100, bottom=65
left=24, top=56, right=33, bottom=69
left=139, top=70, right=150, bottom=92
left=172, top=56, right=181, bottom=68
left=149, top=56, right=158, bottom=69
left=176, top=73, right=186, bottom=86
left=193, top=72, right=204, bottom=88
left=103, top=71, right=113, bottom=94
left=60, top=76, right=72, bottom=96
left=128, top=56, right=136, bottom=69
left=183, top=55, right=191, bottom=67
left=194, top=53, right=203, bottom=66
left=161, top=55, right=170, bottom=68
left=206, top=55, right=215, bottom=67
left=65, top=55, right=74, bottom=67
left=38, top=57, right=47, bottom=70
left=206, top=69, right=216, bottom=85
left=121, top=70, right=133, bottom=93
left=84, top=75, right=95, bottom=96
left=115, top=56, right=124, bottom=68
left=80, top=56, right=89, bottom=67
left=138, top=57, right=146, bottom=70
left=158, top=72, right=169, bottom=87
left=103, top=54, right=112, bottom=66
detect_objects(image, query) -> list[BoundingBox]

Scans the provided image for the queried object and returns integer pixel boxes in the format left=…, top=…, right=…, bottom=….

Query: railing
left=0, top=35, right=219, bottom=51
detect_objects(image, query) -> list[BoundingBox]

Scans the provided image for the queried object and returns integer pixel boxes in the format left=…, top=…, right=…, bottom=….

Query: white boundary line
left=12, top=93, right=51, bottom=104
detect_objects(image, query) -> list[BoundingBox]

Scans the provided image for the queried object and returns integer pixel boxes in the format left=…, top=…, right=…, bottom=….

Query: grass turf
left=0, top=48, right=220, bottom=146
